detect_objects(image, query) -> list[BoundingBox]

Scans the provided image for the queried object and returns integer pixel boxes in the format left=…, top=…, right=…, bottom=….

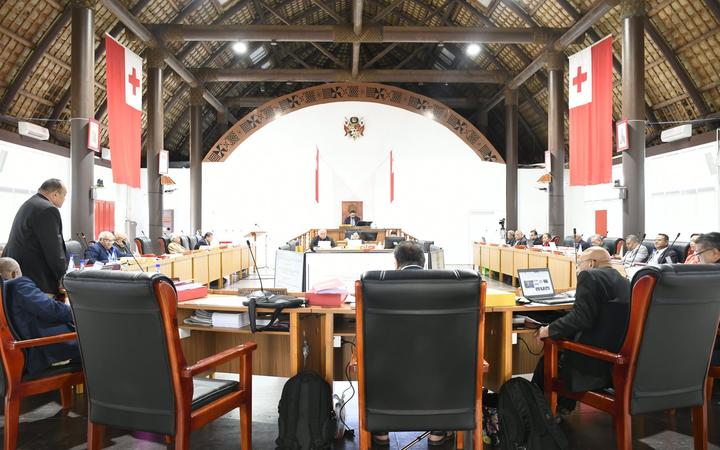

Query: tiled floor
left=5, top=267, right=717, bottom=449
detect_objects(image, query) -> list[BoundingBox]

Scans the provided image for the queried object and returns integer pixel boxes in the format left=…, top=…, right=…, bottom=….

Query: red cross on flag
left=568, top=36, right=613, bottom=186
left=105, top=34, right=142, bottom=188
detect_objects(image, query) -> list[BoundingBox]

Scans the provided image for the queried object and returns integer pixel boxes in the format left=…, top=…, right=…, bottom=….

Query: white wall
left=518, top=141, right=720, bottom=240
left=202, top=102, right=506, bottom=264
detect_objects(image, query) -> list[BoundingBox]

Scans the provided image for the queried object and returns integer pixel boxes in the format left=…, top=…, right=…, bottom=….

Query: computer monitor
left=384, top=236, right=406, bottom=249
left=345, top=230, right=360, bottom=239
left=357, top=220, right=372, bottom=227
left=360, top=231, right=378, bottom=242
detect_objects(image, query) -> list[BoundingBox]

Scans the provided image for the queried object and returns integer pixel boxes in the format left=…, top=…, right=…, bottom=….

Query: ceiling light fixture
left=466, top=43, right=481, bottom=57
left=232, top=41, right=248, bottom=54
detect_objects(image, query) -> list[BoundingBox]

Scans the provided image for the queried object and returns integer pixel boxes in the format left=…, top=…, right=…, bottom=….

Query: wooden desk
left=172, top=255, right=194, bottom=281
left=474, top=243, right=577, bottom=288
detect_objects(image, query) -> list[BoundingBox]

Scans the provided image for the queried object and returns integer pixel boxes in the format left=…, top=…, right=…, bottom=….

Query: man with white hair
left=84, top=231, right=119, bottom=263
left=167, top=234, right=187, bottom=254
left=0, top=257, right=79, bottom=375
left=113, top=231, right=134, bottom=257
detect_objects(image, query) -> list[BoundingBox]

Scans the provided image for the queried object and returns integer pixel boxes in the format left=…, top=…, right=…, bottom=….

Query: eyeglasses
left=693, top=248, right=713, bottom=257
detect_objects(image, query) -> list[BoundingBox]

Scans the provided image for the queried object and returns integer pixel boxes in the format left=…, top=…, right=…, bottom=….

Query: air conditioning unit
left=18, top=121, right=49, bottom=141
left=660, top=124, right=692, bottom=143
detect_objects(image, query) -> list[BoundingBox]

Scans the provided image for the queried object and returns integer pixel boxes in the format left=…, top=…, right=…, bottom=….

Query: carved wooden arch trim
left=205, top=82, right=504, bottom=163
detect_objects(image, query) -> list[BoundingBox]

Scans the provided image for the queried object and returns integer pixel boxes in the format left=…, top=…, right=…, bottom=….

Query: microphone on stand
left=245, top=240, right=272, bottom=300
left=573, top=227, right=579, bottom=265
left=664, top=232, right=681, bottom=264
left=123, top=243, right=145, bottom=272
left=80, top=232, right=90, bottom=249
left=627, top=233, right=647, bottom=267
left=76, top=233, right=87, bottom=249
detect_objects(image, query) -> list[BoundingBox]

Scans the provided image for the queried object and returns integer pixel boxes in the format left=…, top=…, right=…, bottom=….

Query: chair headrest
left=362, top=269, right=479, bottom=282
left=631, top=263, right=720, bottom=286
left=64, top=270, right=175, bottom=297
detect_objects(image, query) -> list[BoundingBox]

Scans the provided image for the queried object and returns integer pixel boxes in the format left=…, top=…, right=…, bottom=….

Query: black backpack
left=498, top=378, right=568, bottom=450
left=275, top=371, right=336, bottom=450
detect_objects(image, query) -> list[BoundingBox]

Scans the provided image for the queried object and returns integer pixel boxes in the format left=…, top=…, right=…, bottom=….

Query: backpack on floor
left=275, top=371, right=336, bottom=450
left=498, top=377, right=568, bottom=450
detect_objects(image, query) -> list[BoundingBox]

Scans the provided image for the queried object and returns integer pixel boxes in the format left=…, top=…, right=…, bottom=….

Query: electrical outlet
left=334, top=336, right=342, bottom=348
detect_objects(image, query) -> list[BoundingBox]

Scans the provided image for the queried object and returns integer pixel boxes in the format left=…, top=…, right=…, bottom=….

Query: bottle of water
left=67, top=254, right=75, bottom=273
left=155, top=262, right=161, bottom=273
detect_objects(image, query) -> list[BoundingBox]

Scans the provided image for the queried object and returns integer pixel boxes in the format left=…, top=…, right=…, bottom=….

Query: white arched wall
left=203, top=101, right=506, bottom=264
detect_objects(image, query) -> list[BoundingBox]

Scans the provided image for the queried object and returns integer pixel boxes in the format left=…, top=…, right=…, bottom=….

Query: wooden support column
left=70, top=0, right=95, bottom=239
left=547, top=51, right=565, bottom=237
left=147, top=48, right=165, bottom=244
left=189, top=87, right=204, bottom=234
left=621, top=0, right=645, bottom=237
left=505, top=89, right=518, bottom=230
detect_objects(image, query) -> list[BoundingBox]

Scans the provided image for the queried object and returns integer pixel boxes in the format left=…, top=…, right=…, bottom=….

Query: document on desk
left=186, top=295, right=247, bottom=307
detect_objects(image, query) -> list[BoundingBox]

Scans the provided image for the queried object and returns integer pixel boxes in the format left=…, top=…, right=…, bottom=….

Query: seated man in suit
left=84, top=231, right=119, bottom=263
left=513, top=230, right=528, bottom=246
left=167, top=234, right=187, bottom=254
left=620, top=234, right=649, bottom=265
left=573, top=233, right=588, bottom=252
left=529, top=230, right=543, bottom=246
left=343, top=209, right=361, bottom=226
left=533, top=247, right=631, bottom=414
left=195, top=231, right=214, bottom=249
left=0, top=258, right=80, bottom=375
left=505, top=230, right=516, bottom=246
left=693, top=232, right=720, bottom=365
left=647, top=233, right=679, bottom=264
left=113, top=231, right=134, bottom=258
left=309, top=229, right=335, bottom=251
left=590, top=234, right=605, bottom=247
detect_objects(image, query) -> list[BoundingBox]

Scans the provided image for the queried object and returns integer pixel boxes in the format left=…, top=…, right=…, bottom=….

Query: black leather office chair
left=355, top=269, right=487, bottom=449
left=180, top=235, right=191, bottom=251
left=544, top=265, right=720, bottom=450
left=135, top=236, right=153, bottom=254
left=0, top=279, right=83, bottom=450
left=64, top=271, right=256, bottom=450
left=602, top=237, right=624, bottom=256
left=158, top=236, right=169, bottom=254
left=188, top=236, right=198, bottom=251
left=65, top=240, right=83, bottom=260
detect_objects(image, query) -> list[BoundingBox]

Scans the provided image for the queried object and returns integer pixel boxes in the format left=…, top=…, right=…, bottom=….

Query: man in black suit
left=195, top=231, right=214, bottom=249
left=343, top=209, right=361, bottom=226
left=0, top=257, right=79, bottom=375
left=529, top=230, right=543, bottom=246
left=694, top=232, right=720, bottom=365
left=647, top=233, right=679, bottom=264
left=2, top=179, right=68, bottom=296
left=533, top=247, right=630, bottom=411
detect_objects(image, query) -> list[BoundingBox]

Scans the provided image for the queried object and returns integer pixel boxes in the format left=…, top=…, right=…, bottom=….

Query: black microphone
left=80, top=232, right=90, bottom=249
left=122, top=243, right=145, bottom=272
left=573, top=227, right=579, bottom=264
left=626, top=233, right=646, bottom=267
left=245, top=240, right=272, bottom=300
left=76, top=232, right=87, bottom=249
left=664, top=232, right=681, bottom=264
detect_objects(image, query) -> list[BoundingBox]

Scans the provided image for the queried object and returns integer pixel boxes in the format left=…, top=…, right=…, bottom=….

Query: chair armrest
left=548, top=338, right=626, bottom=365
left=11, top=332, right=77, bottom=350
left=182, top=342, right=257, bottom=378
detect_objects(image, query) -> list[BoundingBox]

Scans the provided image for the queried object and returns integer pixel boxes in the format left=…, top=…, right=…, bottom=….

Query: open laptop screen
left=518, top=268, right=556, bottom=298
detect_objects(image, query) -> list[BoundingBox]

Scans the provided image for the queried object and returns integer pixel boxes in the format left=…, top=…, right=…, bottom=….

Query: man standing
left=2, top=179, right=68, bottom=296
left=533, top=247, right=630, bottom=410
left=0, top=257, right=79, bottom=375
left=621, top=234, right=649, bottom=265
left=647, top=233, right=679, bottom=264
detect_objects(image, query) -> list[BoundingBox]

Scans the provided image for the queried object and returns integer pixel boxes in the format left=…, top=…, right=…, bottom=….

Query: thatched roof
left=0, top=0, right=718, bottom=164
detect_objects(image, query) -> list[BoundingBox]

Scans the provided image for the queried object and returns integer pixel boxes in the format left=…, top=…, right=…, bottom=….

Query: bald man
left=0, top=257, right=79, bottom=375
left=533, top=247, right=631, bottom=411
left=309, top=229, right=336, bottom=251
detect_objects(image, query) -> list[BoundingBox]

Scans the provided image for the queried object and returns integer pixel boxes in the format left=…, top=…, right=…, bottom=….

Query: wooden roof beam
left=0, top=7, right=71, bottom=113
left=151, top=23, right=563, bottom=44
left=223, top=95, right=489, bottom=108
left=310, top=0, right=345, bottom=22
left=704, top=0, right=720, bottom=24
left=195, top=68, right=508, bottom=83
left=643, top=17, right=708, bottom=117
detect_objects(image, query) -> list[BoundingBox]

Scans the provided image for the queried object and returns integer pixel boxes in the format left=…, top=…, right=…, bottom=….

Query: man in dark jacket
left=195, top=231, right=214, bottom=249
left=694, top=232, right=720, bottom=365
left=2, top=179, right=68, bottom=296
left=0, top=258, right=79, bottom=375
left=533, top=247, right=630, bottom=410
left=84, top=231, right=119, bottom=264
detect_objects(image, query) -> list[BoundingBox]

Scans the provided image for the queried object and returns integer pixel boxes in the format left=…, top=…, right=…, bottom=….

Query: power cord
left=517, top=336, right=544, bottom=356
left=336, top=339, right=357, bottom=439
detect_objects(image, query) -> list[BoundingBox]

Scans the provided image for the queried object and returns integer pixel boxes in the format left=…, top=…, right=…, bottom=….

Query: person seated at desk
left=373, top=241, right=452, bottom=447
left=505, top=229, right=516, bottom=246
left=113, top=231, right=134, bottom=258
left=533, top=247, right=631, bottom=414
left=620, top=234, right=648, bottom=265
left=647, top=233, right=679, bottom=264
left=590, top=234, right=605, bottom=247
left=514, top=230, right=528, bottom=246
left=343, top=209, right=361, bottom=226
left=529, top=230, right=542, bottom=246
left=693, top=232, right=720, bottom=365
left=195, top=231, right=214, bottom=249
left=684, top=233, right=702, bottom=264
left=0, top=257, right=80, bottom=375
left=310, top=229, right=335, bottom=251
left=167, top=234, right=187, bottom=254
left=573, top=233, right=587, bottom=252
left=85, top=231, right=119, bottom=263
left=541, top=233, right=552, bottom=247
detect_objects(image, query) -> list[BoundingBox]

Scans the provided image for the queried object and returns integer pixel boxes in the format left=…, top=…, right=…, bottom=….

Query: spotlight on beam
left=466, top=43, right=481, bottom=57
left=232, top=41, right=248, bottom=54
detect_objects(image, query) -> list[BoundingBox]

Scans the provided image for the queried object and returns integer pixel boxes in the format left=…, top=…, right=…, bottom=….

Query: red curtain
left=94, top=200, right=116, bottom=239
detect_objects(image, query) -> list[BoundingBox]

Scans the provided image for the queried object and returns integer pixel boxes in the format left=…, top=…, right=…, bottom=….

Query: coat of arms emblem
left=343, top=116, right=365, bottom=140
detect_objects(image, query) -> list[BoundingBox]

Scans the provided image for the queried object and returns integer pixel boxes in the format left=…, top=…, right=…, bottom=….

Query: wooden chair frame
left=708, top=327, right=720, bottom=402
left=543, top=273, right=714, bottom=450
left=355, top=279, right=487, bottom=450
left=0, top=287, right=83, bottom=450
left=86, top=279, right=256, bottom=450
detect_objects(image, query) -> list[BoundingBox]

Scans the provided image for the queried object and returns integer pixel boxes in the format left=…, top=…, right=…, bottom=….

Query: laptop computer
left=517, top=268, right=574, bottom=304
left=317, top=240, right=332, bottom=250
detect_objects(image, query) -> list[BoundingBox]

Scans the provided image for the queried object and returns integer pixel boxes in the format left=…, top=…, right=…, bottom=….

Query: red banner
left=105, top=35, right=142, bottom=188
left=568, top=36, right=613, bottom=186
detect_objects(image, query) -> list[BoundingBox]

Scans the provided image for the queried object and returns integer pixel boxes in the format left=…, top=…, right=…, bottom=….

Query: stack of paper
left=183, top=310, right=213, bottom=327
left=211, top=312, right=251, bottom=328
